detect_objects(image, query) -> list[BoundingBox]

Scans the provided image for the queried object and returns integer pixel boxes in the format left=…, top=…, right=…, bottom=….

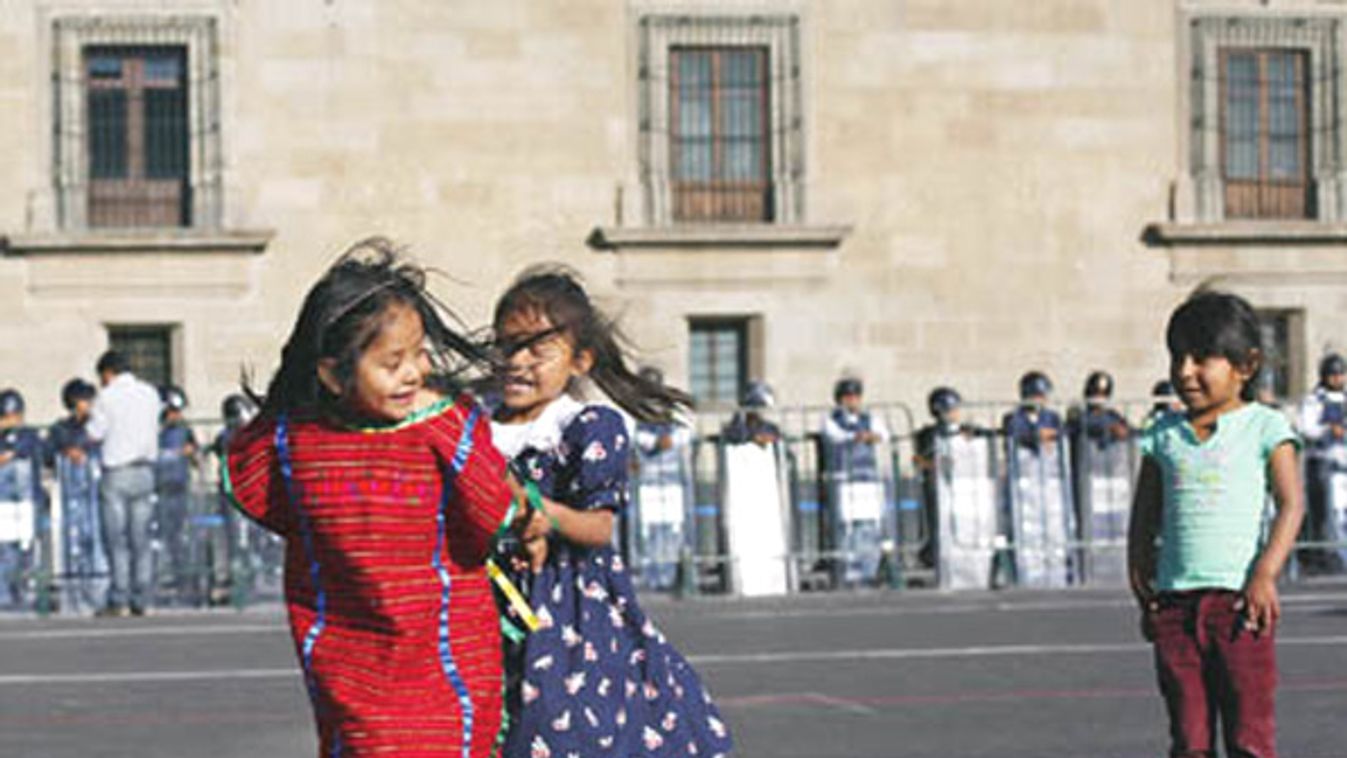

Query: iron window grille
left=1189, top=16, right=1345, bottom=222
left=107, top=325, right=175, bottom=389
left=639, top=14, right=803, bottom=225
left=690, top=318, right=749, bottom=406
left=53, top=16, right=222, bottom=231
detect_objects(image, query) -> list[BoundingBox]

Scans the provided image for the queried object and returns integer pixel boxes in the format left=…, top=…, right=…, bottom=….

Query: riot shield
left=721, top=440, right=792, bottom=597
left=1007, top=438, right=1076, bottom=588
left=934, top=433, right=1000, bottom=590
left=1077, top=438, right=1133, bottom=586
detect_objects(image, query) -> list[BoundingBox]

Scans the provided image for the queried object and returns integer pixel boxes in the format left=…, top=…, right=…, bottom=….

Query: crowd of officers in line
left=630, top=358, right=1347, bottom=586
left=5, top=355, right=1346, bottom=609
left=0, top=382, right=261, bottom=610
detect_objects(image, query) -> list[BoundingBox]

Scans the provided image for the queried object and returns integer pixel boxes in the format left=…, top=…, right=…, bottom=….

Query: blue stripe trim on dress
left=434, top=405, right=480, bottom=758
left=451, top=406, right=481, bottom=474
left=275, top=417, right=330, bottom=721
left=434, top=496, right=475, bottom=758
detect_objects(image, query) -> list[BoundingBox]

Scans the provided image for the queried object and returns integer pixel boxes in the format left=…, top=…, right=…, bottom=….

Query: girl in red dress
left=224, top=238, right=537, bottom=757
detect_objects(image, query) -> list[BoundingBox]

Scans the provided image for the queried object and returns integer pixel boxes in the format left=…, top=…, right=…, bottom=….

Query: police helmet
left=928, top=386, right=962, bottom=418
left=0, top=388, right=24, bottom=417
left=1151, top=379, right=1176, bottom=400
left=61, top=379, right=96, bottom=411
left=221, top=393, right=258, bottom=427
left=161, top=385, right=188, bottom=412
left=743, top=381, right=775, bottom=410
left=1320, top=353, right=1347, bottom=382
left=834, top=377, right=864, bottom=403
left=1018, top=371, right=1053, bottom=402
left=1083, top=370, right=1114, bottom=401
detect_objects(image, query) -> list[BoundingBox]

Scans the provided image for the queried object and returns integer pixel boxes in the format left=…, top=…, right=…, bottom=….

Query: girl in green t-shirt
left=1128, top=290, right=1304, bottom=758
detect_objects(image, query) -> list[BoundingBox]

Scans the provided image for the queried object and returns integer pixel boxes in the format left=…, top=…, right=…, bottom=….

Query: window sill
left=1143, top=221, right=1347, bottom=246
left=1, top=229, right=274, bottom=256
left=587, top=224, right=851, bottom=252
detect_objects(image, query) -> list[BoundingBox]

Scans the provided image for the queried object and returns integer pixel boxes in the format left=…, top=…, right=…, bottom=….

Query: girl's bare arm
left=1244, top=442, right=1306, bottom=631
left=505, top=474, right=615, bottom=549
left=1127, top=456, right=1162, bottom=608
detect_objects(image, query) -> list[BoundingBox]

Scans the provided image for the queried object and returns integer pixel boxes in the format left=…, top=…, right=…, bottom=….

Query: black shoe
left=129, top=604, right=149, bottom=617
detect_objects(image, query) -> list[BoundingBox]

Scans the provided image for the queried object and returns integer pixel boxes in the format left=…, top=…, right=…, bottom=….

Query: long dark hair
left=249, top=237, right=486, bottom=417
left=492, top=265, right=693, bottom=424
left=1165, top=290, right=1263, bottom=402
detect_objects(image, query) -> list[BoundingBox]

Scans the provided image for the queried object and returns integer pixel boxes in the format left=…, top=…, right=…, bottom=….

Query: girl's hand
left=1139, top=603, right=1157, bottom=642
left=1239, top=574, right=1280, bottom=635
left=523, top=535, right=548, bottom=572
left=519, top=508, right=551, bottom=543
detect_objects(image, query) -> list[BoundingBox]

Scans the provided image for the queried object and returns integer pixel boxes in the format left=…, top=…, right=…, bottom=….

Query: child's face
left=496, top=308, right=593, bottom=420
left=839, top=392, right=863, bottom=413
left=939, top=406, right=963, bottom=426
left=163, top=408, right=183, bottom=425
left=72, top=399, right=91, bottom=421
left=324, top=302, right=431, bottom=422
left=1171, top=352, right=1254, bottom=416
left=0, top=413, right=18, bottom=430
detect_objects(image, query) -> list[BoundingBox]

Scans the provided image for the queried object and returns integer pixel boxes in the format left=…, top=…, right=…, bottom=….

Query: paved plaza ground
left=1, top=585, right=1344, bottom=757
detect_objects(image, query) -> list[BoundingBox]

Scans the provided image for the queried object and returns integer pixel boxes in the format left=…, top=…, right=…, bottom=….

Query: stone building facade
left=0, top=0, right=1342, bottom=424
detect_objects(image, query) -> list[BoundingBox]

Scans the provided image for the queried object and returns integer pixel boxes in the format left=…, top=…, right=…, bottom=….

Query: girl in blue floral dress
left=490, top=267, right=733, bottom=758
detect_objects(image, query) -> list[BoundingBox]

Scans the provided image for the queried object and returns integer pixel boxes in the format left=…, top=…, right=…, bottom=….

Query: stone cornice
left=2, top=229, right=274, bottom=256
left=587, top=224, right=851, bottom=251
left=1143, top=221, right=1347, bottom=246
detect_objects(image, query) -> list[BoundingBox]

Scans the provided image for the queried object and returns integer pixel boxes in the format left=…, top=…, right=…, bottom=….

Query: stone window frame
left=637, top=13, right=804, bottom=226
left=1188, top=15, right=1345, bottom=222
left=52, top=15, right=223, bottom=232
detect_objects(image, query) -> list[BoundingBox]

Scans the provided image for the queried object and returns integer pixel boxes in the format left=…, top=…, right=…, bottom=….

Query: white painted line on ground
left=0, top=624, right=282, bottom=642
left=0, top=669, right=296, bottom=686
left=686, top=635, right=1347, bottom=666
left=4, top=636, right=1342, bottom=686
left=714, top=592, right=1346, bottom=621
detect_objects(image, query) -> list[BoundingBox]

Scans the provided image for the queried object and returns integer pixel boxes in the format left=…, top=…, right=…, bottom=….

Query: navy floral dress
left=498, top=403, right=733, bottom=758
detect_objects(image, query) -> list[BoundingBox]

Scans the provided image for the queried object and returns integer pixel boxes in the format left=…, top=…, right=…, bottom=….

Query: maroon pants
left=1151, top=590, right=1278, bottom=758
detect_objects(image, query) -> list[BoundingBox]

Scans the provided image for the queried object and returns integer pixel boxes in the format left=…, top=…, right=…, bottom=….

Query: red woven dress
left=225, top=396, right=512, bottom=758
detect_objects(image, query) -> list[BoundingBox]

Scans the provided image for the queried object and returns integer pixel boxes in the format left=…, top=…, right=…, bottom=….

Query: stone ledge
left=1, top=229, right=274, bottom=256
left=587, top=224, right=851, bottom=251
left=1143, top=221, right=1347, bottom=246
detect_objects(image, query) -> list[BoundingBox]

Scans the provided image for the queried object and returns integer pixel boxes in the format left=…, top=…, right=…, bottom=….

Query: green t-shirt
left=1139, top=403, right=1299, bottom=592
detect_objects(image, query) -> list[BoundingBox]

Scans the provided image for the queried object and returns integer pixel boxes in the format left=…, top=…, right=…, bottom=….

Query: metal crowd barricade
left=52, top=451, right=108, bottom=612
left=1069, top=400, right=1147, bottom=588
left=0, top=432, right=46, bottom=613
left=1286, top=396, right=1347, bottom=578
left=627, top=421, right=696, bottom=592
left=1005, top=433, right=1076, bottom=588
left=786, top=403, right=919, bottom=591
left=24, top=417, right=288, bottom=615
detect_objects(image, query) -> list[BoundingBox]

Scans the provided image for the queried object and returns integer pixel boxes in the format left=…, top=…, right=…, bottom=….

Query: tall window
left=638, top=15, right=802, bottom=226
left=1222, top=49, right=1311, bottom=219
left=107, top=325, right=175, bottom=389
left=670, top=47, right=771, bottom=222
left=53, top=17, right=221, bottom=231
left=689, top=319, right=748, bottom=406
left=1188, top=16, right=1344, bottom=222
left=86, top=46, right=190, bottom=228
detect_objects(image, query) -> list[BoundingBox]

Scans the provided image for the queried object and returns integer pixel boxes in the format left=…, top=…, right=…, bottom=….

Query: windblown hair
left=249, top=237, right=486, bottom=417
left=1165, top=290, right=1263, bottom=403
left=492, top=265, right=693, bottom=424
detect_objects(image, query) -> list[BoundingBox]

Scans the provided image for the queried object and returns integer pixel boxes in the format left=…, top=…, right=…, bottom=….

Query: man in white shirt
left=86, top=350, right=162, bottom=616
